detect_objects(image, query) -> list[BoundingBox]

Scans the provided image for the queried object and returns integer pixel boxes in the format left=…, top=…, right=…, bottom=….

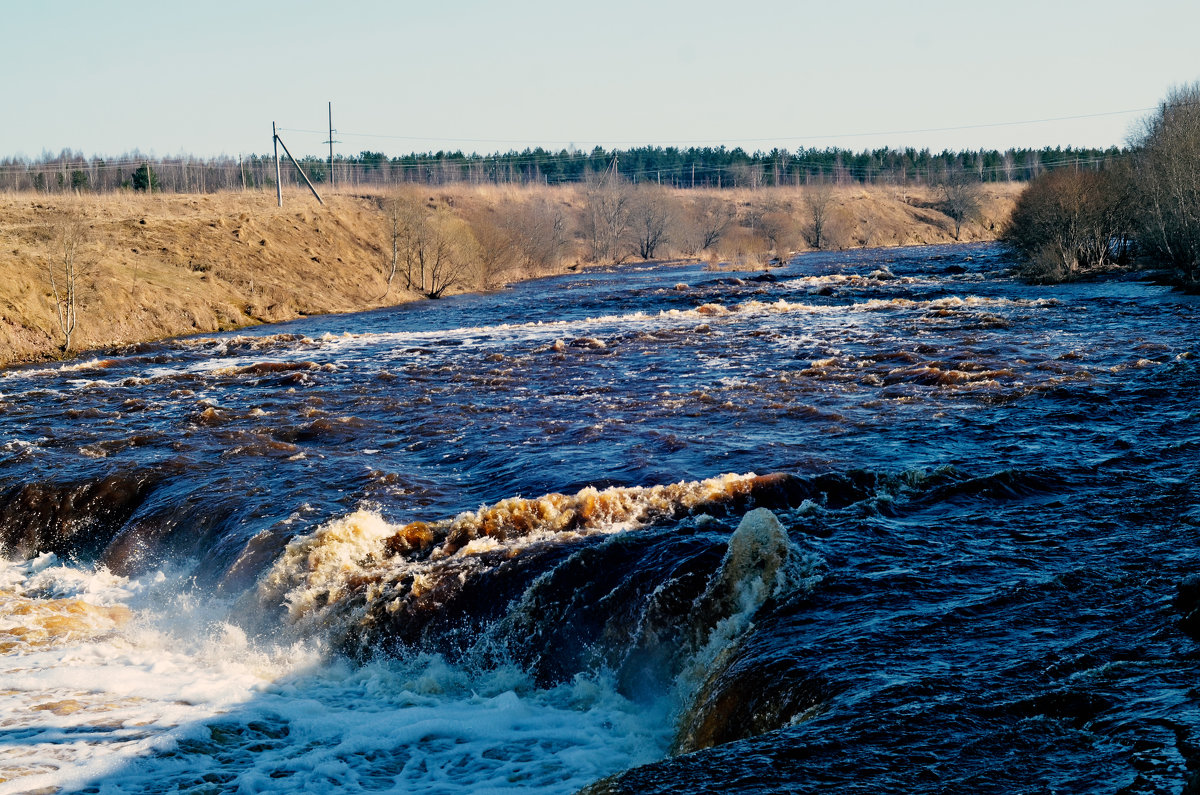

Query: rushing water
left=1, top=243, right=1199, bottom=794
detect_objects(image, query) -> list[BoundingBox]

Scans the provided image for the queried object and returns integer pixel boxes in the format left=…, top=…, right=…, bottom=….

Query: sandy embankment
left=0, top=183, right=1021, bottom=368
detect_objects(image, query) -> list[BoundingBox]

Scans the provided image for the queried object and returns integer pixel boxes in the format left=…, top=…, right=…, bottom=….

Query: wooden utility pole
left=274, top=129, right=324, bottom=205
left=273, top=122, right=283, bottom=207
left=324, top=101, right=339, bottom=190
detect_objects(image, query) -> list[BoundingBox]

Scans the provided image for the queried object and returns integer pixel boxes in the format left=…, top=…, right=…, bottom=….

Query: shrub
left=1002, top=167, right=1132, bottom=282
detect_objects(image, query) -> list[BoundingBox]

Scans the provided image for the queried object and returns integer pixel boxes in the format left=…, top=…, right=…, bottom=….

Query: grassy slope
left=0, top=190, right=410, bottom=367
left=0, top=183, right=1022, bottom=368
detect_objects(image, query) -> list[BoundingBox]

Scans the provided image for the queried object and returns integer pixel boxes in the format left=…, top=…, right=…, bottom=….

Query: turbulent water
left=1, top=243, right=1199, bottom=794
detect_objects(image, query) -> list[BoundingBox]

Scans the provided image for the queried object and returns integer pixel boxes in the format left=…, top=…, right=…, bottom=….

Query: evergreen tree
left=131, top=163, right=159, bottom=192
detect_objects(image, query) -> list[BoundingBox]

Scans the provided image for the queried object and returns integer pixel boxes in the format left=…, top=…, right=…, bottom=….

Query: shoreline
left=0, top=184, right=1022, bottom=370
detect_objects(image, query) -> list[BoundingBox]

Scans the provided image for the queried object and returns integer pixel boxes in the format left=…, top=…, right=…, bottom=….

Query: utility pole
left=605, top=152, right=619, bottom=185
left=273, top=121, right=283, bottom=207
left=274, top=126, right=324, bottom=206
left=323, top=101, right=340, bottom=191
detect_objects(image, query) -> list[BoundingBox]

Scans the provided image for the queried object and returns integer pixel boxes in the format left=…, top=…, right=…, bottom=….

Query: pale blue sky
left=4, top=0, right=1198, bottom=160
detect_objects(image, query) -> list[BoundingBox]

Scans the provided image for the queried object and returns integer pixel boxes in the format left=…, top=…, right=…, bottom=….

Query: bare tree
left=936, top=167, right=983, bottom=240
left=630, top=187, right=673, bottom=260
left=384, top=194, right=479, bottom=298
left=713, top=224, right=770, bottom=269
left=729, top=162, right=764, bottom=189
left=1001, top=150, right=1016, bottom=182
left=45, top=205, right=91, bottom=353
left=1002, top=167, right=1132, bottom=281
left=425, top=220, right=480, bottom=298
left=804, top=181, right=835, bottom=249
left=469, top=211, right=520, bottom=290
left=466, top=196, right=570, bottom=289
left=380, top=197, right=407, bottom=296
left=507, top=197, right=569, bottom=273
left=1131, top=81, right=1200, bottom=284
left=759, top=200, right=801, bottom=262
left=688, top=195, right=737, bottom=252
left=582, top=171, right=633, bottom=263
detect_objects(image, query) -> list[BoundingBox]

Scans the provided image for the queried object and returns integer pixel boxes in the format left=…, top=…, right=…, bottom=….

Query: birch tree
left=383, top=194, right=480, bottom=298
left=45, top=206, right=90, bottom=353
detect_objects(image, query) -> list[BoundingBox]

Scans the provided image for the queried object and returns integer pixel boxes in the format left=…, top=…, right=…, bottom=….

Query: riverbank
left=0, top=182, right=1022, bottom=368
left=0, top=191, right=418, bottom=368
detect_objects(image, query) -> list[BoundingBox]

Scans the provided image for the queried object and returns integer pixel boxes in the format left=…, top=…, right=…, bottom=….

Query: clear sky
left=4, top=0, right=1198, bottom=161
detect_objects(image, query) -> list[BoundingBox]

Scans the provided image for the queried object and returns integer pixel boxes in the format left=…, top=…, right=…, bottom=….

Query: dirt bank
left=0, top=183, right=1022, bottom=368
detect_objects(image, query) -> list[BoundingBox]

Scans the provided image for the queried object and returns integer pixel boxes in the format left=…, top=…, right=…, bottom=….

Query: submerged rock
left=672, top=508, right=822, bottom=754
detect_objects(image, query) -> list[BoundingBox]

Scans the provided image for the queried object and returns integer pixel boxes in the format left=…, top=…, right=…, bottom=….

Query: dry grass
left=0, top=189, right=413, bottom=366
left=0, top=182, right=1023, bottom=367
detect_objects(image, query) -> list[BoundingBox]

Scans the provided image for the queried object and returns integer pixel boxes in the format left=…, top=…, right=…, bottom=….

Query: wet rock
left=0, top=473, right=161, bottom=560
left=672, top=508, right=823, bottom=753
left=675, top=652, right=826, bottom=753
left=569, top=337, right=607, bottom=350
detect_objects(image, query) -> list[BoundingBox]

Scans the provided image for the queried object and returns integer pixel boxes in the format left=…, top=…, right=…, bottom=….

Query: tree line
left=1002, top=83, right=1200, bottom=287
left=1, top=143, right=1123, bottom=195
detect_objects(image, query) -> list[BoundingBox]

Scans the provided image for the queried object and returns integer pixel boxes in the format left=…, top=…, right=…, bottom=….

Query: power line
left=276, top=105, right=1156, bottom=149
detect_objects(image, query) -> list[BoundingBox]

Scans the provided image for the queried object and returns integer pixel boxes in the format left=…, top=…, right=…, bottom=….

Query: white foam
left=7, top=289, right=1060, bottom=392
left=0, top=554, right=672, bottom=794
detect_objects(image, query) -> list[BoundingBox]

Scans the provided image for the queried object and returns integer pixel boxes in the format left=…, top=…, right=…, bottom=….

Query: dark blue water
left=2, top=243, right=1200, bottom=793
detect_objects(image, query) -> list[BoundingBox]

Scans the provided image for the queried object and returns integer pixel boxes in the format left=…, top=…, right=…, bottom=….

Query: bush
left=1002, top=167, right=1132, bottom=282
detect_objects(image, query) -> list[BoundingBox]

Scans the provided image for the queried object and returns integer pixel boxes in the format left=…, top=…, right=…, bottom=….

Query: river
left=1, top=243, right=1198, bottom=793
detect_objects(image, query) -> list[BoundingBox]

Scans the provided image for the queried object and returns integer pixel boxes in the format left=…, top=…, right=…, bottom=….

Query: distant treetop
left=1, top=143, right=1125, bottom=194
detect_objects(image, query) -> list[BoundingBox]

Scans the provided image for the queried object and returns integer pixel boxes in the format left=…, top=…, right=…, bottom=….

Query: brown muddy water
left=1, top=243, right=1199, bottom=794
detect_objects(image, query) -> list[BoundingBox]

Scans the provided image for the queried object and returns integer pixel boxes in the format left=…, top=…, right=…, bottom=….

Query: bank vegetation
left=1003, top=83, right=1200, bottom=287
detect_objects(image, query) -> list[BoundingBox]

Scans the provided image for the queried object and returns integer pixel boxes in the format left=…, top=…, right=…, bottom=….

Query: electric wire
left=274, top=106, right=1156, bottom=148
